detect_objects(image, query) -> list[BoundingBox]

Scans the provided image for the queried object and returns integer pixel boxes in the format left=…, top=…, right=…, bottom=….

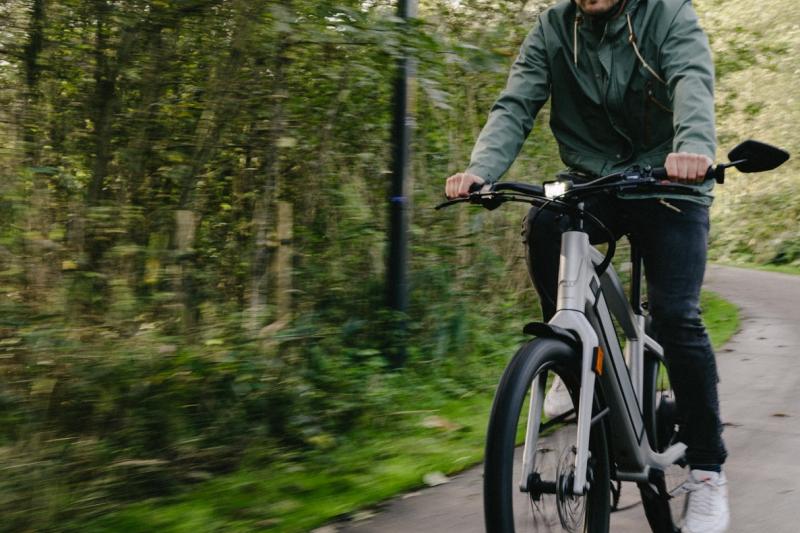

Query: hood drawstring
left=572, top=6, right=668, bottom=86
left=626, top=13, right=666, bottom=84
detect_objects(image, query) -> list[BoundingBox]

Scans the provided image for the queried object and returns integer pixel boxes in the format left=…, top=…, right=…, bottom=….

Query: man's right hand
left=444, top=172, right=486, bottom=199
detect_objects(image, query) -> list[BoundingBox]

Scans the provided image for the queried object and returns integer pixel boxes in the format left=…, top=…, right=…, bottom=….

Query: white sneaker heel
left=682, top=469, right=730, bottom=533
left=543, top=375, right=574, bottom=418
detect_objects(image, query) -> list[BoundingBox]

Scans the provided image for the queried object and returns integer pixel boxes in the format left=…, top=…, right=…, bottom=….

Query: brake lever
left=435, top=190, right=507, bottom=211
left=475, top=192, right=504, bottom=211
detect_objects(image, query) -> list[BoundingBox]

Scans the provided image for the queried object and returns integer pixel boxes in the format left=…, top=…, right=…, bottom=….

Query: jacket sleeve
left=659, top=1, right=716, bottom=160
left=465, top=18, right=551, bottom=183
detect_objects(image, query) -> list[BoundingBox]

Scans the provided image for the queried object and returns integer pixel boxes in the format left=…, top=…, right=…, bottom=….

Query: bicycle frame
left=520, top=230, right=687, bottom=496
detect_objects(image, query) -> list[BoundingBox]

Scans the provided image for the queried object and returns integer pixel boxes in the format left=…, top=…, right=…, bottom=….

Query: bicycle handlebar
left=438, top=166, right=712, bottom=212
left=436, top=165, right=719, bottom=276
left=437, top=139, right=790, bottom=275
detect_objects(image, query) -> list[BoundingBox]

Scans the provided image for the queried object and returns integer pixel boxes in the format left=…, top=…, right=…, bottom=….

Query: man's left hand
left=665, top=152, right=713, bottom=183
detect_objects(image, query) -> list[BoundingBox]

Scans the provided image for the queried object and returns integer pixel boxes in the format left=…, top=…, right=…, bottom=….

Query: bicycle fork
left=519, top=231, right=600, bottom=496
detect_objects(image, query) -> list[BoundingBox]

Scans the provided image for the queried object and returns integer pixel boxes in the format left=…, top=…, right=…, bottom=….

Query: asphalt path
left=330, top=265, right=800, bottom=533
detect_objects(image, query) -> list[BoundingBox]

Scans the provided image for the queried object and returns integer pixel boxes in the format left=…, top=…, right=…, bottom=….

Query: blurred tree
left=5, top=0, right=793, bottom=528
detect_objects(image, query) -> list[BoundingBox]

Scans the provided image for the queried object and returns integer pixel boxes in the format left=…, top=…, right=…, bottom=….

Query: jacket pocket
left=642, top=73, right=671, bottom=146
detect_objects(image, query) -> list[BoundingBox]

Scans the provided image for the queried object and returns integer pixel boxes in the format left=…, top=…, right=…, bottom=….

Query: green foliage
left=0, top=0, right=792, bottom=529
left=69, top=289, right=737, bottom=533
left=701, top=290, right=740, bottom=349
left=1, top=5, right=553, bottom=528
left=698, top=0, right=800, bottom=267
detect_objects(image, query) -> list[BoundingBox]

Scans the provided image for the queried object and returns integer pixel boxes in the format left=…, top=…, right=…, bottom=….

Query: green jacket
left=466, top=0, right=716, bottom=203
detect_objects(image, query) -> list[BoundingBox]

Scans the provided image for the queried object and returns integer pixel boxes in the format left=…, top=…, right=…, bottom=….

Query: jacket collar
left=570, top=0, right=646, bottom=70
left=575, top=0, right=641, bottom=39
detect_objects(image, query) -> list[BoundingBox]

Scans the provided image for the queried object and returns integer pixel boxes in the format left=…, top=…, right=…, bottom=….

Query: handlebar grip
left=651, top=165, right=722, bottom=183
left=651, top=167, right=668, bottom=180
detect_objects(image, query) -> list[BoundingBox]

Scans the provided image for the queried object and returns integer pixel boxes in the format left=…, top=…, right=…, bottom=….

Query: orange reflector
left=593, top=346, right=604, bottom=375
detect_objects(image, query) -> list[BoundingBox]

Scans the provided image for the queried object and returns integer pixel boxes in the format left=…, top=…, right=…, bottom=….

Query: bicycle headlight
left=543, top=180, right=570, bottom=199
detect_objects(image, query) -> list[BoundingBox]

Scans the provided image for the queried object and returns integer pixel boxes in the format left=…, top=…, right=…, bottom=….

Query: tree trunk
left=175, top=0, right=260, bottom=334
left=246, top=29, right=291, bottom=336
left=87, top=0, right=115, bottom=208
left=175, top=209, right=198, bottom=336
left=21, top=0, right=57, bottom=308
left=22, top=0, right=44, bottom=162
left=273, top=201, right=293, bottom=323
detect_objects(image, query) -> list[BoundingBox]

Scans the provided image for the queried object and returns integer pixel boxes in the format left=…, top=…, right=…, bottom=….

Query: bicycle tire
left=639, top=350, right=684, bottom=533
left=484, top=338, right=610, bottom=533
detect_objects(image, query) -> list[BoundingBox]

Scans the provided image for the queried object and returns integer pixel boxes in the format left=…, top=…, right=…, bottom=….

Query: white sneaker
left=543, top=375, right=573, bottom=418
left=682, top=469, right=730, bottom=533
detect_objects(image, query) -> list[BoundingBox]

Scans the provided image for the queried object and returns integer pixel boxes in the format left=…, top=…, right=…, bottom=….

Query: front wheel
left=484, top=338, right=610, bottom=533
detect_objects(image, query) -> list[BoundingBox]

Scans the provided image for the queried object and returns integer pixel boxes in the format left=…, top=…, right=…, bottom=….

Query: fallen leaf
left=351, top=511, right=376, bottom=522
left=423, top=471, right=450, bottom=487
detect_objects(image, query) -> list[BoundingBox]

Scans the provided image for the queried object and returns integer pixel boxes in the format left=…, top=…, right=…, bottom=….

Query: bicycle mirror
left=727, top=140, right=790, bottom=173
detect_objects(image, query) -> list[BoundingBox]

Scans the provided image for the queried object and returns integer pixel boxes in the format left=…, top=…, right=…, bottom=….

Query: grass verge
left=712, top=261, right=800, bottom=277
left=701, top=290, right=740, bottom=348
left=75, top=290, right=739, bottom=533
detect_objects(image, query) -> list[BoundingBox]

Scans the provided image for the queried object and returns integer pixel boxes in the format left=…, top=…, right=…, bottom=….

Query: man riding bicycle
left=444, top=0, right=729, bottom=531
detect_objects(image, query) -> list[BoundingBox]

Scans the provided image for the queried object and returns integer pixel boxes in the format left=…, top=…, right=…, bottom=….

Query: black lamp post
left=387, top=0, right=418, bottom=366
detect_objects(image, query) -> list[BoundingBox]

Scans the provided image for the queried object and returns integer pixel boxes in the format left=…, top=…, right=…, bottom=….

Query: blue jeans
left=522, top=196, right=727, bottom=467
